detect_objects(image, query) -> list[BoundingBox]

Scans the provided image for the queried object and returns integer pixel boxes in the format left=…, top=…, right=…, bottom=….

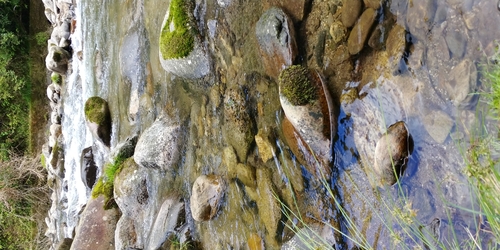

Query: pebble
left=341, top=0, right=362, bottom=28
left=347, top=8, right=377, bottom=55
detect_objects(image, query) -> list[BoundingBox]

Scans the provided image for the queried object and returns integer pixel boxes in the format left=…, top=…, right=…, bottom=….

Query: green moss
left=159, top=0, right=195, bottom=59
left=84, top=96, right=108, bottom=125
left=51, top=73, right=62, bottom=84
left=278, top=65, right=318, bottom=106
left=91, top=155, right=128, bottom=209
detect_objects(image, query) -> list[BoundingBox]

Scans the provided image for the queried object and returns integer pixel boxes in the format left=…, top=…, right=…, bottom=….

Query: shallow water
left=55, top=0, right=500, bottom=248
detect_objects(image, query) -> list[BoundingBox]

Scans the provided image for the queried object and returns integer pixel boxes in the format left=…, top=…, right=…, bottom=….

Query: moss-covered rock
left=159, top=0, right=195, bottom=60
left=51, top=72, right=62, bottom=84
left=278, top=65, right=318, bottom=106
left=84, top=96, right=112, bottom=146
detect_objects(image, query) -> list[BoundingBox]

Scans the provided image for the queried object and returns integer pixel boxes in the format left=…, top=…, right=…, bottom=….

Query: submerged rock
left=84, top=96, right=112, bottom=146
left=347, top=8, right=377, bottom=55
left=406, top=0, right=437, bottom=41
left=423, top=110, right=454, bottom=144
left=190, top=174, right=225, bottom=222
left=256, top=7, right=298, bottom=79
left=442, top=59, right=478, bottom=109
left=373, top=121, right=414, bottom=186
left=278, top=65, right=335, bottom=176
left=158, top=0, right=209, bottom=78
left=386, top=24, right=407, bottom=74
left=80, top=147, right=98, bottom=189
left=133, top=116, right=181, bottom=170
left=146, top=196, right=186, bottom=250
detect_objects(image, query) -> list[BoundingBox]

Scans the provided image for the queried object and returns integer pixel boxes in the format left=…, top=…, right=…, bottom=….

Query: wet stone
left=423, top=110, right=454, bottom=144
left=190, top=175, right=225, bottom=222
left=364, top=0, right=384, bottom=10
left=368, top=19, right=394, bottom=50
left=341, top=0, right=362, bottom=28
left=442, top=59, right=478, bottom=109
left=329, top=21, right=346, bottom=46
left=347, top=8, right=377, bottom=55
left=256, top=7, right=297, bottom=79
left=262, top=0, right=309, bottom=22
left=445, top=30, right=467, bottom=59
left=406, top=0, right=437, bottom=41
left=385, top=24, right=407, bottom=74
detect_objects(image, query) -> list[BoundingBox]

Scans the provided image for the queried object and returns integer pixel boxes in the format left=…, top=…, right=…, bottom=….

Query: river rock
left=255, top=129, right=276, bottom=163
left=46, top=43, right=71, bottom=74
left=158, top=0, right=209, bottom=79
left=423, top=110, right=454, bottom=144
left=109, top=134, right=138, bottom=161
left=51, top=109, right=61, bottom=124
left=278, top=65, right=334, bottom=175
left=50, top=21, right=71, bottom=48
left=114, top=216, right=140, bottom=250
left=190, top=174, right=225, bottom=222
left=71, top=195, right=120, bottom=250
left=256, top=7, right=298, bottom=80
left=373, top=121, right=414, bottom=186
left=442, top=59, right=478, bottom=109
left=133, top=115, right=181, bottom=170
left=262, top=0, right=308, bottom=22
left=368, top=19, right=394, bottom=50
left=386, top=24, right=407, bottom=74
left=228, top=163, right=256, bottom=188
left=223, top=86, right=255, bottom=161
left=50, top=123, right=62, bottom=139
left=364, top=0, right=384, bottom=9
left=281, top=224, right=336, bottom=249
left=347, top=8, right=377, bottom=55
left=146, top=196, right=185, bottom=250
left=84, top=96, right=112, bottom=147
left=406, top=0, right=437, bottom=41
left=80, top=147, right=98, bottom=189
left=329, top=21, right=347, bottom=46
left=255, top=167, right=281, bottom=240
left=341, top=0, right=362, bottom=28
left=47, top=83, right=61, bottom=103
left=444, top=29, right=466, bottom=59
left=55, top=238, right=73, bottom=250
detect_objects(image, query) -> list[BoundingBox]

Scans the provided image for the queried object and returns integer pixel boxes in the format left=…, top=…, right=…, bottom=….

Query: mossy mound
left=84, top=96, right=110, bottom=125
left=278, top=65, right=318, bottom=106
left=159, top=0, right=196, bottom=59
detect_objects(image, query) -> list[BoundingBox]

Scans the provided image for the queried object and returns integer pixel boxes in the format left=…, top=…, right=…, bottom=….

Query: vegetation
left=0, top=153, right=50, bottom=250
left=0, top=0, right=31, bottom=160
left=278, top=65, right=318, bottom=106
left=91, top=155, right=128, bottom=209
left=51, top=72, right=62, bottom=85
left=159, top=0, right=195, bottom=59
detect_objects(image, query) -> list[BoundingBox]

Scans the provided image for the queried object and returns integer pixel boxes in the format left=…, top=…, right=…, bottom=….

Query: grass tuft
left=91, top=155, right=127, bottom=209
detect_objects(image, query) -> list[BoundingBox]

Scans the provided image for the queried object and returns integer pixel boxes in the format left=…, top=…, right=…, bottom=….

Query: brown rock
left=190, top=175, right=225, bottom=221
left=386, top=24, right=407, bottom=74
left=347, top=8, right=377, bottom=55
left=256, top=7, right=298, bottom=79
left=341, top=0, right=363, bottom=28
left=71, top=195, right=120, bottom=250
left=364, top=0, right=384, bottom=10
left=373, top=121, right=413, bottom=186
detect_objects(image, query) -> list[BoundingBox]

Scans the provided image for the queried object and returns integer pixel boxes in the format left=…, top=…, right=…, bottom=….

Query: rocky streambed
left=40, top=0, right=500, bottom=249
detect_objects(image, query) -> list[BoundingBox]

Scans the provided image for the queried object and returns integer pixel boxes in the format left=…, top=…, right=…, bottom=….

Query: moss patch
left=278, top=65, right=318, bottom=106
left=91, top=155, right=128, bottom=210
left=84, top=96, right=109, bottom=125
left=51, top=73, right=62, bottom=84
left=159, top=0, right=195, bottom=59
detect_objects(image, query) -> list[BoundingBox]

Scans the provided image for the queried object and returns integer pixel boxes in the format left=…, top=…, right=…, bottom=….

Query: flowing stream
left=52, top=0, right=500, bottom=248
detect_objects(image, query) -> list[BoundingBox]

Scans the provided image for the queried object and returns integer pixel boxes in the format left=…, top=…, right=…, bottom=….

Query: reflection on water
left=52, top=0, right=500, bottom=248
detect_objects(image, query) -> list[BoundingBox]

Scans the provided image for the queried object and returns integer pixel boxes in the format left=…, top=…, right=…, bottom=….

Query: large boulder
left=50, top=21, right=71, bottom=48
left=255, top=7, right=298, bottom=79
left=84, top=96, right=112, bottom=147
left=46, top=42, right=71, bottom=73
left=71, top=195, right=120, bottom=250
left=133, top=116, right=181, bottom=170
left=158, top=0, right=209, bottom=78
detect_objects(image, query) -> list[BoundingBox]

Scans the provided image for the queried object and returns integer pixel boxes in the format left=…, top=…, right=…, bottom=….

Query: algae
left=278, top=65, right=318, bottom=106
